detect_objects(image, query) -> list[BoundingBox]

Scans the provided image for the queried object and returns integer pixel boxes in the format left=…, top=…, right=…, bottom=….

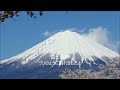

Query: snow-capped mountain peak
left=0, top=30, right=119, bottom=66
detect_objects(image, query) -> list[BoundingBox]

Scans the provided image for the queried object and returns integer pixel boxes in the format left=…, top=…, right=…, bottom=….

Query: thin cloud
left=43, top=30, right=57, bottom=37
left=78, top=28, right=86, bottom=34
left=43, top=31, right=51, bottom=37
left=63, top=28, right=76, bottom=32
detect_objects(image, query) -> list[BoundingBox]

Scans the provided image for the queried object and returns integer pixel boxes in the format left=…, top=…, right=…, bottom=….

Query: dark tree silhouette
left=0, top=11, right=69, bottom=23
left=0, top=11, right=43, bottom=23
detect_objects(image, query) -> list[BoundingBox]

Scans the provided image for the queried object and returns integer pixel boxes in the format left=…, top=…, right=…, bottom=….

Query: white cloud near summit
left=82, top=26, right=108, bottom=46
left=82, top=26, right=119, bottom=53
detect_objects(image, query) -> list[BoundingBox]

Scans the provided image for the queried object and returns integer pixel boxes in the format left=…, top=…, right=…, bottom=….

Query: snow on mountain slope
left=0, top=30, right=119, bottom=66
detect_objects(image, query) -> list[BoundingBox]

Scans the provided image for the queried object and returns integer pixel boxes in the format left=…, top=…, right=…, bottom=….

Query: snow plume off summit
left=0, top=30, right=119, bottom=78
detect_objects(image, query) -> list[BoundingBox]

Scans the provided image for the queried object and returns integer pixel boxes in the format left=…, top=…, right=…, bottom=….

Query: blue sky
left=0, top=11, right=120, bottom=60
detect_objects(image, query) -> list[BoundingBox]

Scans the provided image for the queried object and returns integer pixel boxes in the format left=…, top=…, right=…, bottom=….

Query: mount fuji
left=0, top=30, right=119, bottom=79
